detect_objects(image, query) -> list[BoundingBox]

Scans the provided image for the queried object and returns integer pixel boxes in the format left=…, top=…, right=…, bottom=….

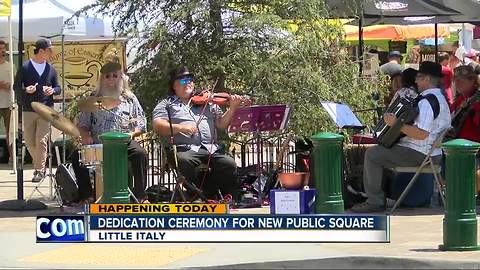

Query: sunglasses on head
left=105, top=73, right=119, bottom=79
left=179, top=76, right=194, bottom=86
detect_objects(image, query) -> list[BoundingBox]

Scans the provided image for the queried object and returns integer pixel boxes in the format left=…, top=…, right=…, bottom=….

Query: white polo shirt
left=398, top=88, right=451, bottom=156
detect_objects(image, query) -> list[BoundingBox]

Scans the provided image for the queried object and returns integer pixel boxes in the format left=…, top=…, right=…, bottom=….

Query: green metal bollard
left=311, top=132, right=344, bottom=213
left=439, top=139, right=480, bottom=251
left=99, top=132, right=131, bottom=204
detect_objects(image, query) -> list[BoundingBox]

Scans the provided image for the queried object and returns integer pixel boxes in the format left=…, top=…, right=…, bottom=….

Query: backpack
left=55, top=163, right=79, bottom=204
left=145, top=185, right=173, bottom=203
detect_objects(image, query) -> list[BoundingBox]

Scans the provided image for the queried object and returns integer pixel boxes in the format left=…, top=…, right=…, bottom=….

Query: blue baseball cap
left=388, top=51, right=402, bottom=58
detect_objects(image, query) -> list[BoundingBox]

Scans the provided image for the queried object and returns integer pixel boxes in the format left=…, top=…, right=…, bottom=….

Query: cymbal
left=31, top=102, right=81, bottom=138
left=77, top=96, right=119, bottom=112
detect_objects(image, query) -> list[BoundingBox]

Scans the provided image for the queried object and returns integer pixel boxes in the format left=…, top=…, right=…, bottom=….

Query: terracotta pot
left=278, top=172, right=310, bottom=190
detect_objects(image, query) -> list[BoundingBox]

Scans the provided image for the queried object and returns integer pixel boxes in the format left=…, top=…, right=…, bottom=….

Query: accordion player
left=373, top=97, right=419, bottom=148
left=374, top=94, right=440, bottom=148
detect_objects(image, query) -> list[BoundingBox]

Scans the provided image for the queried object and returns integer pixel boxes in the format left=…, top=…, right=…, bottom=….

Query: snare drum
left=80, top=144, right=103, bottom=166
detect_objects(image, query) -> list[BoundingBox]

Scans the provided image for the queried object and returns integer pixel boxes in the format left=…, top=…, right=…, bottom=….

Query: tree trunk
left=209, top=0, right=226, bottom=91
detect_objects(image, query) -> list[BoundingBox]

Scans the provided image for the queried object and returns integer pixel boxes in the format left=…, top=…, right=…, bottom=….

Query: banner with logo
left=25, top=40, right=126, bottom=99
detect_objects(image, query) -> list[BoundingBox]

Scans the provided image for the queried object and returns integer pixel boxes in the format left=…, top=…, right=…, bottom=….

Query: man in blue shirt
left=15, top=39, right=61, bottom=182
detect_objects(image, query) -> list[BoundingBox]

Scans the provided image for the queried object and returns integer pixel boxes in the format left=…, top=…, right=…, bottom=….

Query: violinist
left=449, top=65, right=480, bottom=196
left=152, top=66, right=242, bottom=201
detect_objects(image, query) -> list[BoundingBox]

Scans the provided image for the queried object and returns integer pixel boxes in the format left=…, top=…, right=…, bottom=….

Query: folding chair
left=161, top=145, right=208, bottom=203
left=169, top=165, right=209, bottom=203
left=389, top=128, right=449, bottom=214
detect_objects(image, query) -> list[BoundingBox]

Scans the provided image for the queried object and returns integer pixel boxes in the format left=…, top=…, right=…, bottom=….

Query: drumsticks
left=27, top=83, right=38, bottom=92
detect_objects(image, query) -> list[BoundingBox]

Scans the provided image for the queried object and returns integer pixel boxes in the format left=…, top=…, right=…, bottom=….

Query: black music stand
left=229, top=105, right=292, bottom=206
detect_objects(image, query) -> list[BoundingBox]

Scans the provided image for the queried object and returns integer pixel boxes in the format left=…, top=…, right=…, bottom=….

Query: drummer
left=72, top=53, right=149, bottom=204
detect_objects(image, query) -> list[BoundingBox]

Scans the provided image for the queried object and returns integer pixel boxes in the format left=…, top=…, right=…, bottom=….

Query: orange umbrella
left=345, top=24, right=450, bottom=41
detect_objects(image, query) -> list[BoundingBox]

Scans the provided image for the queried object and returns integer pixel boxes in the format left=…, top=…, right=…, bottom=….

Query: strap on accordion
left=414, top=94, right=440, bottom=119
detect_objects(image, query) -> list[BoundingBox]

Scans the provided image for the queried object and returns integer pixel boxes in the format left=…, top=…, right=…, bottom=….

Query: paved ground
left=0, top=164, right=480, bottom=269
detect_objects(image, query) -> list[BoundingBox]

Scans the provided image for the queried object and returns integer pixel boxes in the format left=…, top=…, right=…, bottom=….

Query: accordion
left=373, top=97, right=419, bottom=148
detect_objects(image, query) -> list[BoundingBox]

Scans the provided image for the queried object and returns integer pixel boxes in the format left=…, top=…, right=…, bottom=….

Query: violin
left=190, top=90, right=252, bottom=106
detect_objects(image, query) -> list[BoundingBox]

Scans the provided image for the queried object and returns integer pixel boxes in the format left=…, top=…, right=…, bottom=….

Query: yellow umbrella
left=344, top=24, right=450, bottom=41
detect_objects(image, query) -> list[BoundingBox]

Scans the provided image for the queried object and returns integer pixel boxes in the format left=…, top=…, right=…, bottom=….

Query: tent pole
left=16, top=0, right=24, bottom=201
left=8, top=15, right=16, bottom=174
left=434, top=23, right=439, bottom=63
left=358, top=15, right=364, bottom=77
left=61, top=33, right=65, bottom=163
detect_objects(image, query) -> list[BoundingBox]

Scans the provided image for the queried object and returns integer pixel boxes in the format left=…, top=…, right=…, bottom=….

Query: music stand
left=320, top=102, right=365, bottom=130
left=229, top=105, right=292, bottom=206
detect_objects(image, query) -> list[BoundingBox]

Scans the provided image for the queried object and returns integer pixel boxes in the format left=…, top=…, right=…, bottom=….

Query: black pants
left=72, top=140, right=148, bottom=201
left=170, top=146, right=238, bottom=198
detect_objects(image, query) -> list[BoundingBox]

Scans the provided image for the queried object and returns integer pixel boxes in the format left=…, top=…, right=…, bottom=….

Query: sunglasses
left=179, top=76, right=194, bottom=86
left=105, top=73, right=120, bottom=79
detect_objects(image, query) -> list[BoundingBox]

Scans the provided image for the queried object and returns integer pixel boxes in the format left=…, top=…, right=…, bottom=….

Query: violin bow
left=195, top=77, right=220, bottom=127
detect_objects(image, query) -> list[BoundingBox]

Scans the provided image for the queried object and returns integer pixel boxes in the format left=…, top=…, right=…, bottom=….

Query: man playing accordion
left=352, top=61, right=451, bottom=213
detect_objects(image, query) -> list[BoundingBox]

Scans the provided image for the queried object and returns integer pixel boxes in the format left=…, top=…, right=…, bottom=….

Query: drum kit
left=28, top=96, right=119, bottom=205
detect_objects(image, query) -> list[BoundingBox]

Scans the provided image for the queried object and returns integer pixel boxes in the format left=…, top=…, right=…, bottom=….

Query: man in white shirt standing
left=352, top=61, right=451, bottom=213
left=0, top=40, right=14, bottom=163
left=14, top=39, right=61, bottom=182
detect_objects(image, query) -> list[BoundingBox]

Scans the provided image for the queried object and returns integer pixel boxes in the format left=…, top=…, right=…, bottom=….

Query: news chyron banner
left=36, top=204, right=390, bottom=243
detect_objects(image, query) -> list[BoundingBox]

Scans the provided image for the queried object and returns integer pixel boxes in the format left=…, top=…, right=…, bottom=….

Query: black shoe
left=32, top=170, right=45, bottom=183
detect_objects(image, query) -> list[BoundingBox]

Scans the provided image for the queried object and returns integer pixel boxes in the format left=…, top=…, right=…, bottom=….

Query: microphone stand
left=166, top=103, right=207, bottom=202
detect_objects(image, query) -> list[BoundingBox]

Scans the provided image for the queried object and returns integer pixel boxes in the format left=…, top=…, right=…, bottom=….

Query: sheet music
left=321, top=102, right=363, bottom=128
left=274, top=191, right=300, bottom=214
left=228, top=105, right=291, bottom=133
left=279, top=106, right=292, bottom=130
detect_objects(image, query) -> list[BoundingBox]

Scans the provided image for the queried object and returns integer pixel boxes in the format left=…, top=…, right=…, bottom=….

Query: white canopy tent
left=0, top=0, right=111, bottom=44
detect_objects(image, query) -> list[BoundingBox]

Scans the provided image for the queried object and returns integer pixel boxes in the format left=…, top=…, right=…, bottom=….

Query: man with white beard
left=72, top=55, right=149, bottom=204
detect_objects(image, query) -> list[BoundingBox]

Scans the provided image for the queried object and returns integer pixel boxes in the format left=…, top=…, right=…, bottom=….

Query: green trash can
left=99, top=132, right=131, bottom=204
left=439, top=139, right=480, bottom=251
left=311, top=132, right=345, bottom=213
